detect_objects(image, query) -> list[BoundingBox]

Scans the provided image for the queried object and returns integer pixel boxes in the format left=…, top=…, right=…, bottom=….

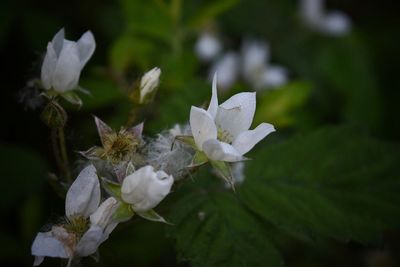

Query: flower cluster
left=195, top=31, right=289, bottom=91
left=30, top=28, right=275, bottom=266
left=299, top=0, right=352, bottom=36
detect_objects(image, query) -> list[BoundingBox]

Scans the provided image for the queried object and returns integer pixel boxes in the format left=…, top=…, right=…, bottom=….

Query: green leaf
left=239, top=126, right=400, bottom=243
left=175, top=135, right=197, bottom=149
left=187, top=0, right=239, bottom=28
left=254, top=81, right=311, bottom=128
left=168, top=186, right=282, bottom=267
left=113, top=202, right=134, bottom=223
left=101, top=178, right=122, bottom=199
left=136, top=209, right=171, bottom=224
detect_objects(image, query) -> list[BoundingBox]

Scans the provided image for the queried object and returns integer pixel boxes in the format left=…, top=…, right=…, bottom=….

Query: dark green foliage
left=240, top=126, right=400, bottom=243
left=168, top=183, right=283, bottom=267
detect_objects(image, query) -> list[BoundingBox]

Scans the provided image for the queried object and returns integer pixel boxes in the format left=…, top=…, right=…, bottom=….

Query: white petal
left=51, top=28, right=65, bottom=57
left=121, top=165, right=154, bottom=204
left=41, top=43, right=58, bottom=90
left=203, top=139, right=244, bottom=162
left=133, top=171, right=173, bottom=212
left=51, top=40, right=81, bottom=92
left=207, top=73, right=219, bottom=119
left=31, top=231, right=69, bottom=260
left=216, top=92, right=256, bottom=139
left=76, top=31, right=96, bottom=68
left=190, top=106, right=217, bottom=150
left=75, top=225, right=103, bottom=257
left=232, top=123, right=275, bottom=155
left=65, top=165, right=100, bottom=218
left=90, top=197, right=119, bottom=229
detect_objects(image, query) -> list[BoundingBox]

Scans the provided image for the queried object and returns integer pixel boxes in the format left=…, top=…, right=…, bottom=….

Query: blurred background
left=1, top=0, right=400, bottom=266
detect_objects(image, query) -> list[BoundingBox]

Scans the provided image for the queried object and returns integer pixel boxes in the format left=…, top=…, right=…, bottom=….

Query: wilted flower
left=300, top=0, right=351, bottom=36
left=81, top=117, right=144, bottom=165
left=241, top=40, right=288, bottom=90
left=139, top=67, right=161, bottom=104
left=121, top=165, right=173, bottom=212
left=195, top=32, right=222, bottom=62
left=31, top=165, right=119, bottom=265
left=190, top=74, right=275, bottom=162
left=209, top=52, right=240, bottom=90
left=41, top=28, right=96, bottom=93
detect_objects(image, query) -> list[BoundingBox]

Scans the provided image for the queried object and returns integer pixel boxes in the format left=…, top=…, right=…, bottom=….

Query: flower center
left=217, top=126, right=233, bottom=144
left=64, top=215, right=89, bottom=240
left=102, top=131, right=140, bottom=164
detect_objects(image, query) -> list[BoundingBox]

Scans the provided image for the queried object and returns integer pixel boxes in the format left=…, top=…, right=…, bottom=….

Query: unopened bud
left=139, top=67, right=161, bottom=104
left=40, top=100, right=67, bottom=128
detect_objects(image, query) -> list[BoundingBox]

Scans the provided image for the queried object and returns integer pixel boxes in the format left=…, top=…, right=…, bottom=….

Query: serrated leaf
left=136, top=209, right=171, bottom=224
left=101, top=178, right=122, bottom=199
left=168, top=187, right=282, bottom=267
left=239, top=126, right=400, bottom=243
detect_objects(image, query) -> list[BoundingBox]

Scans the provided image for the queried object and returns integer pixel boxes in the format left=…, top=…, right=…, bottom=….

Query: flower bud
left=40, top=100, right=67, bottom=128
left=41, top=28, right=96, bottom=93
left=121, top=165, right=173, bottom=212
left=139, top=67, right=161, bottom=104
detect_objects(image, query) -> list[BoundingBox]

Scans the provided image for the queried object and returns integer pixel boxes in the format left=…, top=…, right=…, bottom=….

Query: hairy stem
left=58, top=127, right=72, bottom=182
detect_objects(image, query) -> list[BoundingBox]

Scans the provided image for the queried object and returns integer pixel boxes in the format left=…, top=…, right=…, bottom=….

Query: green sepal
left=61, top=91, right=83, bottom=107
left=101, top=177, right=122, bottom=199
left=210, top=160, right=235, bottom=191
left=125, top=162, right=136, bottom=176
left=112, top=202, right=134, bottom=223
left=136, top=209, right=172, bottom=224
left=190, top=151, right=208, bottom=167
left=175, top=135, right=197, bottom=149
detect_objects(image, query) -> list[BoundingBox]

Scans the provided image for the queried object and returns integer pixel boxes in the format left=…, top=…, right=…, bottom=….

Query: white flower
left=139, top=67, right=161, bottom=104
left=195, top=32, right=222, bottom=62
left=121, top=165, right=173, bottom=212
left=31, top=165, right=119, bottom=265
left=241, top=40, right=288, bottom=90
left=41, top=28, right=96, bottom=93
left=300, top=0, right=351, bottom=36
left=209, top=52, right=240, bottom=90
left=190, top=74, right=275, bottom=162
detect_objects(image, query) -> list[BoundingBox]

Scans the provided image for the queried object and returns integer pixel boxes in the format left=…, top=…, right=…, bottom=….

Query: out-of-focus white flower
left=121, top=165, right=173, bottom=212
left=241, top=40, right=288, bottom=90
left=241, top=40, right=269, bottom=84
left=139, top=67, right=161, bottom=104
left=41, top=28, right=96, bottom=93
left=209, top=52, right=240, bottom=90
left=31, top=165, right=119, bottom=265
left=190, top=74, right=275, bottom=162
left=195, top=32, right=222, bottom=62
left=300, top=0, right=351, bottom=36
left=260, top=65, right=288, bottom=89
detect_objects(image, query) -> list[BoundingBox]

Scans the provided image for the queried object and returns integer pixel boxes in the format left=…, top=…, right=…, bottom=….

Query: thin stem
left=51, top=128, right=64, bottom=177
left=58, top=127, right=72, bottom=182
left=126, top=105, right=140, bottom=127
